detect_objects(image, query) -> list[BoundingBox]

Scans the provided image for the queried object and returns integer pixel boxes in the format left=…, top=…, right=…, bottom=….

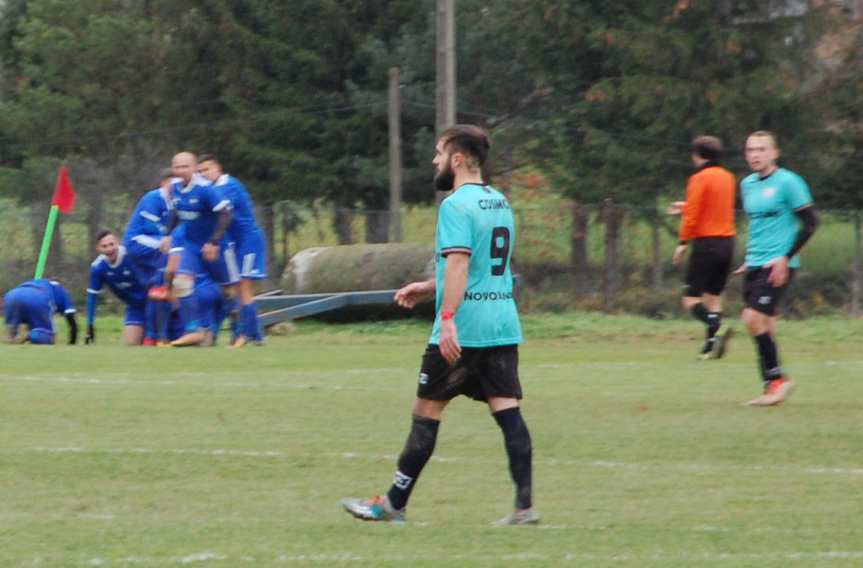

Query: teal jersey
left=741, top=168, right=813, bottom=269
left=429, top=183, right=523, bottom=347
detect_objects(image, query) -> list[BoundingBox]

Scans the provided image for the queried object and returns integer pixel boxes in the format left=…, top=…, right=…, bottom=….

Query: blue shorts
left=124, top=303, right=146, bottom=327
left=3, top=287, right=55, bottom=338
left=177, top=242, right=240, bottom=286
left=235, top=230, right=268, bottom=280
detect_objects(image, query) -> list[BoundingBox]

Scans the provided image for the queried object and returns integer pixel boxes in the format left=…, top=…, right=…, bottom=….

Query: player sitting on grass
left=3, top=278, right=78, bottom=345
left=85, top=230, right=151, bottom=346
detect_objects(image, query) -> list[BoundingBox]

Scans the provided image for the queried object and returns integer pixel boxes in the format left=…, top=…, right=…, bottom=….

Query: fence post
left=852, top=210, right=862, bottom=316
left=602, top=198, right=621, bottom=312
left=570, top=200, right=589, bottom=290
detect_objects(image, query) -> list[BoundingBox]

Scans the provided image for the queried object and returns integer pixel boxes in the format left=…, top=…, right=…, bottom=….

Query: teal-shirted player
left=737, top=130, right=818, bottom=406
left=342, top=124, right=537, bottom=526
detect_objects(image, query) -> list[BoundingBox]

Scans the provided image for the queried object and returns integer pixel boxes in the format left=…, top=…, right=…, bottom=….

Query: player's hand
left=394, top=281, right=434, bottom=309
left=765, top=256, right=790, bottom=287
left=438, top=318, right=461, bottom=364
left=672, top=244, right=688, bottom=266
left=84, top=325, right=95, bottom=345
left=667, top=201, right=686, bottom=215
left=159, top=236, right=172, bottom=254
left=202, top=242, right=220, bottom=262
left=732, top=264, right=746, bottom=276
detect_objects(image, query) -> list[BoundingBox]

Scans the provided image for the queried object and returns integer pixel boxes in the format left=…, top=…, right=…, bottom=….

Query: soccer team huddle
left=3, top=126, right=818, bottom=526
left=3, top=152, right=268, bottom=348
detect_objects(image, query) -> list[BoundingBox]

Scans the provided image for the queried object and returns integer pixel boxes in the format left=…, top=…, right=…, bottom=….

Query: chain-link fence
left=2, top=196, right=860, bottom=318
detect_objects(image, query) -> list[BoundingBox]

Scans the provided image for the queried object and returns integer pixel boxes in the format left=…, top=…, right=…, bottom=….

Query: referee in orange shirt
left=670, top=136, right=736, bottom=359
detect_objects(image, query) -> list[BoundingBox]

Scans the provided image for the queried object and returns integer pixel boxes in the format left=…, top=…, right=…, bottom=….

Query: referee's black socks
left=493, top=407, right=533, bottom=510
left=691, top=303, right=721, bottom=337
left=386, top=414, right=440, bottom=511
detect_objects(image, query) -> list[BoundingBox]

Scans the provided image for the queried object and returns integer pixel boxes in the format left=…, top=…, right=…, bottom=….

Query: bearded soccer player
left=198, top=155, right=267, bottom=347
left=342, top=125, right=537, bottom=525
left=3, top=279, right=77, bottom=345
left=738, top=131, right=817, bottom=406
left=86, top=230, right=151, bottom=345
left=670, top=136, right=736, bottom=359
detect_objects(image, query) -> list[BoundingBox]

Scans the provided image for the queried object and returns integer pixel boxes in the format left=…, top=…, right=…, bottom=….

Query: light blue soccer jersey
left=741, top=168, right=814, bottom=268
left=429, top=183, right=522, bottom=347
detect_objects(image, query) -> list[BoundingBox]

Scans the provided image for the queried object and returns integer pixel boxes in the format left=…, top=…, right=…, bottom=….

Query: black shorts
left=684, top=237, right=735, bottom=297
left=417, top=344, right=522, bottom=402
left=742, top=267, right=795, bottom=316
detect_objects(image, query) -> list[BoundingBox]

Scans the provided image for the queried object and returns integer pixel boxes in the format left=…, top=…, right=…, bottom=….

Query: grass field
left=2, top=313, right=863, bottom=567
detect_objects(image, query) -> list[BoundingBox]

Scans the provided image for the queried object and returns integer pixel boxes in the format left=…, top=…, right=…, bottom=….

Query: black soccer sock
left=493, top=407, right=533, bottom=510
left=706, top=312, right=721, bottom=338
left=386, top=415, right=440, bottom=511
left=690, top=303, right=711, bottom=325
left=754, top=333, right=782, bottom=386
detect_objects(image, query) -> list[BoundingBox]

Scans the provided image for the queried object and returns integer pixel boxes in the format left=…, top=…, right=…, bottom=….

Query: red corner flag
left=51, top=165, right=77, bottom=214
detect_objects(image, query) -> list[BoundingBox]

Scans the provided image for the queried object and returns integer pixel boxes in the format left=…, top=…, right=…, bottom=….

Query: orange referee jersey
left=679, top=165, right=736, bottom=241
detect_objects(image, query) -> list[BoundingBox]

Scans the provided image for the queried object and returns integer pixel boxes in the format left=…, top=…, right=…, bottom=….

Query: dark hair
left=198, top=153, right=219, bottom=165
left=439, top=124, right=491, bottom=169
left=95, top=229, right=115, bottom=243
left=692, top=135, right=723, bottom=161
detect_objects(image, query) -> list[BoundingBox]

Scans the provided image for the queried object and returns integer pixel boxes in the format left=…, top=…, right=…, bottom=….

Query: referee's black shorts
left=417, top=344, right=522, bottom=402
left=683, top=236, right=735, bottom=297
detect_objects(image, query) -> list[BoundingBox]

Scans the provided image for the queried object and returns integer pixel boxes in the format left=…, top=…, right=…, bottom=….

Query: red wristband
left=440, top=310, right=455, bottom=321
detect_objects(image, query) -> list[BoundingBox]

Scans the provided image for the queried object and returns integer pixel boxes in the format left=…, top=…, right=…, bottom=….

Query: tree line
left=0, top=0, right=860, bottom=277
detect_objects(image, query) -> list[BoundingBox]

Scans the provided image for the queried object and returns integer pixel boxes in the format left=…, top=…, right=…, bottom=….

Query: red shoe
left=148, top=285, right=169, bottom=301
left=142, top=337, right=157, bottom=346
left=744, top=377, right=795, bottom=407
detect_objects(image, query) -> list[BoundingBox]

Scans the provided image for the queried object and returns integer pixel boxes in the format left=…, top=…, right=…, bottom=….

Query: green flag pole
left=34, top=204, right=59, bottom=279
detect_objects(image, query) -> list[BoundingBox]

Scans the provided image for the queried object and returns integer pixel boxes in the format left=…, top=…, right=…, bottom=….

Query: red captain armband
left=440, top=310, right=455, bottom=321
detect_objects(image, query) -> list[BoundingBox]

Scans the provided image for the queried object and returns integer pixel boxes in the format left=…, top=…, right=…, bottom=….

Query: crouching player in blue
left=3, top=279, right=78, bottom=345
left=198, top=154, right=266, bottom=347
left=85, top=230, right=151, bottom=346
left=167, top=151, right=235, bottom=346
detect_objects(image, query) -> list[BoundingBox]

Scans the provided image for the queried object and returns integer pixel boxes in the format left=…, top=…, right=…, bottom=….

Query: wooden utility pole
left=435, top=0, right=456, bottom=202
left=388, top=66, right=403, bottom=242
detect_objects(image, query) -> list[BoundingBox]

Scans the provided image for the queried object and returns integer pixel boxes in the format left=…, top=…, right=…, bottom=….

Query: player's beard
left=434, top=164, right=455, bottom=192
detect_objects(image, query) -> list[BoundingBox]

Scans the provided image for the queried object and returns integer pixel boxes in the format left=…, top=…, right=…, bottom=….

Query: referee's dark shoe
left=710, top=325, right=733, bottom=359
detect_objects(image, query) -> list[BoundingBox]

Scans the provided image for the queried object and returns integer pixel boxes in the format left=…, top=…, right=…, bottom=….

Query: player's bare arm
left=438, top=252, right=469, bottom=364
left=202, top=209, right=232, bottom=262
left=394, top=279, right=435, bottom=309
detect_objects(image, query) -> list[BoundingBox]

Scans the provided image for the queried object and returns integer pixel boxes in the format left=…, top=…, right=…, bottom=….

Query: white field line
left=3, top=376, right=403, bottom=391
left=53, top=550, right=863, bottom=565
left=21, top=446, right=863, bottom=478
